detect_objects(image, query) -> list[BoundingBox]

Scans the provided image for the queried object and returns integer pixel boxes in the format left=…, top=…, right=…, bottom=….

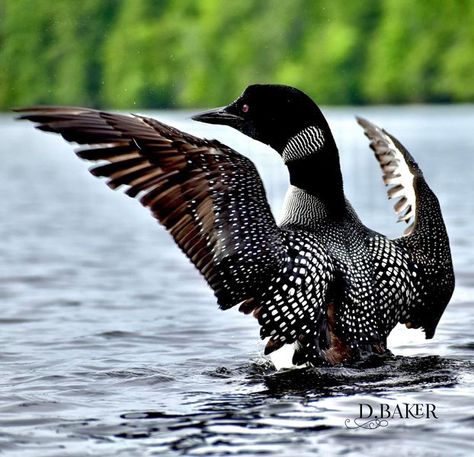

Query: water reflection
left=53, top=355, right=472, bottom=457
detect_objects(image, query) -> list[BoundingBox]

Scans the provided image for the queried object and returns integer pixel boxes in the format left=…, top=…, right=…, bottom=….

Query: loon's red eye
left=242, top=104, right=249, bottom=113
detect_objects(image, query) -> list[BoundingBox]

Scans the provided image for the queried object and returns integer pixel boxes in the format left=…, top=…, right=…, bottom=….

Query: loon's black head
left=192, top=84, right=332, bottom=154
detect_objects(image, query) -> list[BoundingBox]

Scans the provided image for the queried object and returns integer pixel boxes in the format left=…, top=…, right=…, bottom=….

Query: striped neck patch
left=282, top=126, right=325, bottom=163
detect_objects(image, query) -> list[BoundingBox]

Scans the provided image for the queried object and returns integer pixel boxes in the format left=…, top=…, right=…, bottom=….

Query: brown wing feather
left=16, top=107, right=286, bottom=308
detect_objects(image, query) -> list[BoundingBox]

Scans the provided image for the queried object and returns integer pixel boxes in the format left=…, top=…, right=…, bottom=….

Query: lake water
left=0, top=106, right=473, bottom=456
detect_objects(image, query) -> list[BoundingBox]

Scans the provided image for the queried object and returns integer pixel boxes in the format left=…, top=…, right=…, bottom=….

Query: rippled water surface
left=0, top=106, right=473, bottom=456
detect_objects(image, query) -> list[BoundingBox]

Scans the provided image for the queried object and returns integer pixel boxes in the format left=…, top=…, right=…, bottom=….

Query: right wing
left=357, top=117, right=455, bottom=338
left=356, top=116, right=420, bottom=236
left=16, top=106, right=288, bottom=309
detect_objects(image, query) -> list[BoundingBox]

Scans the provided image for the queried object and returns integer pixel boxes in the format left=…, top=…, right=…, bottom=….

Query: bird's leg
left=322, top=302, right=353, bottom=365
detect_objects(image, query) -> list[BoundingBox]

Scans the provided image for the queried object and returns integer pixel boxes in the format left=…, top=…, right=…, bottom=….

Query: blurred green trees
left=0, top=0, right=473, bottom=109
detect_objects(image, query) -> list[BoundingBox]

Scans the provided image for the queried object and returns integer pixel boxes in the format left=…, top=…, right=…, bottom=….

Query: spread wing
left=356, top=116, right=419, bottom=236
left=16, top=106, right=288, bottom=309
left=356, top=117, right=455, bottom=338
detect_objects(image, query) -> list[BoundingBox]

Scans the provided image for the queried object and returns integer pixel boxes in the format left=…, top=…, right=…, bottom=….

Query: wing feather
left=17, top=106, right=338, bottom=361
left=16, top=107, right=287, bottom=309
left=356, top=116, right=454, bottom=338
left=356, top=116, right=421, bottom=236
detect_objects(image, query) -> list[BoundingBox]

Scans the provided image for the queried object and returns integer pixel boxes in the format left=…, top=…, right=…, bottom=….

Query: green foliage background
left=1, top=0, right=473, bottom=109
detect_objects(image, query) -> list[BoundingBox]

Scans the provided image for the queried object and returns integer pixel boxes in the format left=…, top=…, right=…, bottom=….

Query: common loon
left=16, top=84, right=454, bottom=366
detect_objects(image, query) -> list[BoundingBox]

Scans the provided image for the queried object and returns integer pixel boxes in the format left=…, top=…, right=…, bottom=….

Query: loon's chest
left=279, top=186, right=371, bottom=266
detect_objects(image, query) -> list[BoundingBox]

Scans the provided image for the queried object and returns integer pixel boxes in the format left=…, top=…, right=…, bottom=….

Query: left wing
left=16, top=106, right=288, bottom=310
left=17, top=106, right=337, bottom=359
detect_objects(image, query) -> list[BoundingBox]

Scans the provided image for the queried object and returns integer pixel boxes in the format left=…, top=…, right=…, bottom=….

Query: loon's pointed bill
left=15, top=84, right=454, bottom=367
left=192, top=106, right=243, bottom=128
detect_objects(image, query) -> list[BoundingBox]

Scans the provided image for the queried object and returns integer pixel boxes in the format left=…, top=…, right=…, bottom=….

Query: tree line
left=1, top=0, right=473, bottom=109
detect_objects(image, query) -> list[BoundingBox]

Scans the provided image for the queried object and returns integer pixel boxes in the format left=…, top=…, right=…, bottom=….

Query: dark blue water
left=0, top=106, right=473, bottom=456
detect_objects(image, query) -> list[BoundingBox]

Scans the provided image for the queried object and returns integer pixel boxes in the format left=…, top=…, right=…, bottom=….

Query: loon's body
left=17, top=84, right=454, bottom=366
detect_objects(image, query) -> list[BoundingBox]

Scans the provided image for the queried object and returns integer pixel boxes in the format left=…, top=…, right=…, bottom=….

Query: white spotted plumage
left=17, top=102, right=454, bottom=367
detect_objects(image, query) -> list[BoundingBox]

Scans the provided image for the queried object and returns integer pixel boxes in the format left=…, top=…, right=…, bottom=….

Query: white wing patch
left=356, top=117, right=417, bottom=237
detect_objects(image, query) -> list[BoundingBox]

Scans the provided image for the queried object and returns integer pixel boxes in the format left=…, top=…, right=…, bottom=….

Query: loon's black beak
left=192, top=107, right=243, bottom=128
